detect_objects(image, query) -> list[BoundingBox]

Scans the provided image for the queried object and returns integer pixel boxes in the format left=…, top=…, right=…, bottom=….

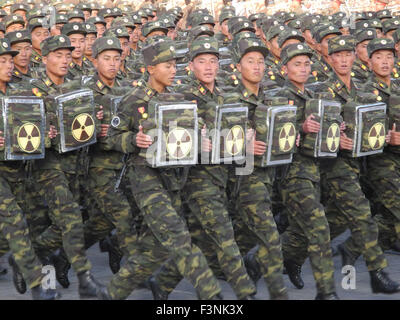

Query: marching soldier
left=352, top=28, right=376, bottom=82
left=6, top=30, right=33, bottom=83
left=28, top=17, right=50, bottom=72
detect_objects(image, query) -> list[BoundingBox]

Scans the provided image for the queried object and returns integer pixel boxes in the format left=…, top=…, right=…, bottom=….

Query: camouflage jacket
left=319, top=71, right=357, bottom=105
left=11, top=68, right=33, bottom=84
left=66, top=58, right=95, bottom=80
left=392, top=58, right=400, bottom=79
left=352, top=58, right=371, bottom=82
left=29, top=49, right=43, bottom=70
left=310, top=54, right=332, bottom=83
left=215, top=32, right=231, bottom=47
left=264, top=55, right=285, bottom=87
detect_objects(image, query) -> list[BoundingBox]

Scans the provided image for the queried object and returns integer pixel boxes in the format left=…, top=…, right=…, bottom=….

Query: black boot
left=210, top=293, right=224, bottom=300
left=31, top=285, right=61, bottom=300
left=337, top=244, right=356, bottom=267
left=283, top=259, right=304, bottom=289
left=101, top=235, right=122, bottom=274
left=243, top=248, right=262, bottom=286
left=370, top=269, right=400, bottom=294
left=99, top=238, right=108, bottom=253
left=148, top=275, right=169, bottom=300
left=315, top=292, right=339, bottom=300
left=96, top=285, right=112, bottom=300
left=51, top=249, right=71, bottom=288
left=78, top=270, right=103, bottom=298
left=8, top=255, right=26, bottom=294
left=0, top=263, right=7, bottom=277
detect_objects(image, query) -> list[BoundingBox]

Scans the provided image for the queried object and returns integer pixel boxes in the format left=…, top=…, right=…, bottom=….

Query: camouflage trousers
left=151, top=165, right=256, bottom=299
left=83, top=167, right=137, bottom=256
left=0, top=169, right=43, bottom=289
left=32, top=169, right=91, bottom=274
left=281, top=155, right=335, bottom=295
left=342, top=152, right=400, bottom=259
left=106, top=165, right=221, bottom=300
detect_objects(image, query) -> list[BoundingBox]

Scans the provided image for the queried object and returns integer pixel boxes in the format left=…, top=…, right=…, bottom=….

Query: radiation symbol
left=368, top=122, right=385, bottom=150
left=279, top=123, right=296, bottom=152
left=71, top=113, right=95, bottom=142
left=225, top=125, right=244, bottom=156
left=166, top=127, right=192, bottom=159
left=17, top=123, right=41, bottom=153
left=326, top=123, right=340, bottom=152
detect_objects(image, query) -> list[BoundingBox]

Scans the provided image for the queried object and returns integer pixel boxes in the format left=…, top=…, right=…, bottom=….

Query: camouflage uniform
left=103, top=39, right=221, bottom=300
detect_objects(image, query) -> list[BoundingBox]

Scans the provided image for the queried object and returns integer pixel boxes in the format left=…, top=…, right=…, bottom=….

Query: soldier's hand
left=388, top=123, right=400, bottom=146
left=201, top=124, right=212, bottom=152
left=96, top=106, right=104, bottom=120
left=302, top=114, right=320, bottom=133
left=0, top=131, right=4, bottom=147
left=247, top=131, right=266, bottom=155
left=136, top=125, right=153, bottom=149
left=296, top=133, right=300, bottom=147
left=98, top=124, right=109, bottom=138
left=340, top=121, right=346, bottom=132
left=48, top=125, right=57, bottom=139
left=339, top=132, right=353, bottom=150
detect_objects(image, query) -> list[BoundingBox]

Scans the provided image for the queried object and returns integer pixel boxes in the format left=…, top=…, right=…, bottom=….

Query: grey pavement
left=1, top=231, right=400, bottom=300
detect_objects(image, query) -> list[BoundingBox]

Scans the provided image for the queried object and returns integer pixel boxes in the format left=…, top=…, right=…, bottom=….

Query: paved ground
left=1, top=231, right=400, bottom=300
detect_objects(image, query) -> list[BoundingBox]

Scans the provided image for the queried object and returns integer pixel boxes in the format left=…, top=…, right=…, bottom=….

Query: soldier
left=130, top=13, right=142, bottom=53
left=0, top=38, right=60, bottom=300
left=28, top=17, right=50, bottom=71
left=338, top=38, right=400, bottom=266
left=83, top=23, right=97, bottom=64
left=4, top=15, right=25, bottom=33
left=29, top=35, right=104, bottom=297
left=50, top=14, right=68, bottom=36
left=352, top=29, right=376, bottom=82
left=97, top=38, right=222, bottom=300
left=87, top=16, right=107, bottom=38
left=214, top=9, right=234, bottom=46
left=68, top=9, right=85, bottom=24
left=6, top=30, right=33, bottom=83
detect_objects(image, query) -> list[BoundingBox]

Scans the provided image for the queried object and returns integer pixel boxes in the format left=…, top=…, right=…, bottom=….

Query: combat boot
left=337, top=243, right=356, bottom=267
left=101, top=235, right=122, bottom=274
left=370, top=269, right=400, bottom=294
left=96, top=285, right=112, bottom=300
left=243, top=246, right=262, bottom=286
left=51, top=249, right=71, bottom=288
left=8, top=255, right=26, bottom=294
left=148, top=275, right=169, bottom=300
left=31, top=285, right=61, bottom=300
left=283, top=259, right=304, bottom=289
left=78, top=270, right=103, bottom=298
left=315, top=292, right=339, bottom=300
left=210, top=293, right=224, bottom=300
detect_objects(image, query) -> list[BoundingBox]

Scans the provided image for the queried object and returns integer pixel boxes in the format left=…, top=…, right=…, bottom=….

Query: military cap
left=0, top=22, right=4, bottom=33
left=288, top=18, right=302, bottom=30
left=56, top=3, right=70, bottom=13
left=189, top=36, right=218, bottom=61
left=382, top=18, right=400, bottom=34
left=230, top=19, right=255, bottom=36
left=232, top=31, right=258, bottom=44
left=189, top=25, right=214, bottom=41
left=261, top=17, right=280, bottom=35
left=76, top=3, right=92, bottom=12
left=159, top=16, right=175, bottom=29
left=143, top=8, right=154, bottom=18
left=142, top=20, right=168, bottom=38
left=131, top=13, right=142, bottom=24
left=281, top=12, right=296, bottom=23
left=61, top=22, right=87, bottom=36
left=328, top=35, right=356, bottom=55
left=278, top=28, right=304, bottom=47
left=41, top=34, right=74, bottom=56
left=192, top=14, right=215, bottom=27
left=98, top=8, right=114, bottom=19
left=367, top=38, right=395, bottom=58
left=92, top=36, right=122, bottom=58
left=87, top=16, right=106, bottom=26
left=301, top=15, right=320, bottom=32
left=84, top=23, right=97, bottom=35
left=112, top=16, right=135, bottom=29
left=314, top=24, right=342, bottom=43
left=11, top=3, right=29, bottom=13
left=219, top=10, right=234, bottom=25
left=354, top=28, right=377, bottom=45
left=266, top=24, right=288, bottom=41
left=221, top=5, right=235, bottom=13
left=249, top=13, right=264, bottom=22
left=28, top=17, right=49, bottom=32
left=136, top=9, right=147, bottom=19
left=377, top=10, right=392, bottom=20
left=110, top=7, right=122, bottom=18
left=5, top=29, right=31, bottom=45
left=68, top=9, right=85, bottom=21
left=103, top=26, right=129, bottom=39
left=233, top=36, right=268, bottom=63
left=365, top=11, right=376, bottom=19
left=281, top=43, right=313, bottom=65
left=393, top=28, right=400, bottom=44
left=54, top=14, right=68, bottom=25
left=4, top=14, right=25, bottom=29
left=142, top=38, right=177, bottom=66
left=0, top=0, right=12, bottom=8
left=353, top=12, right=367, bottom=22
left=0, top=9, right=6, bottom=18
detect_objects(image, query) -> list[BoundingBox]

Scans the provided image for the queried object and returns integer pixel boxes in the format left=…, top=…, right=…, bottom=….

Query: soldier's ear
left=188, top=61, right=194, bottom=72
left=42, top=56, right=47, bottom=65
left=147, top=65, right=155, bottom=75
left=236, top=62, right=241, bottom=73
left=395, top=43, right=400, bottom=54
left=282, top=64, right=287, bottom=75
left=92, top=58, right=98, bottom=69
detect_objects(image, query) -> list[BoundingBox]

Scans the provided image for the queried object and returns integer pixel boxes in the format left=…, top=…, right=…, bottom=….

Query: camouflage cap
left=28, top=17, right=49, bottom=32
left=131, top=13, right=142, bottom=25
left=189, top=36, right=218, bottom=61
left=67, top=9, right=85, bottom=21
left=62, top=22, right=87, bottom=36
left=353, top=12, right=367, bottom=22
left=261, top=17, right=280, bottom=35
left=98, top=8, right=114, bottom=19
left=5, top=29, right=31, bottom=45
left=266, top=25, right=288, bottom=41
left=55, top=14, right=69, bottom=25
left=192, top=14, right=215, bottom=27
left=142, top=21, right=168, bottom=38
left=112, top=16, right=135, bottom=29
left=110, top=7, right=123, bottom=18
left=219, top=10, right=235, bottom=24
left=87, top=16, right=107, bottom=26
left=365, top=11, right=376, bottom=19
left=230, top=19, right=255, bottom=36
left=4, top=14, right=25, bottom=29
left=281, top=12, right=297, bottom=23
left=76, top=3, right=92, bottom=12
left=288, top=18, right=302, bottom=30
left=92, top=36, right=122, bottom=58
left=84, top=23, right=97, bottom=35
left=277, top=28, right=304, bottom=47
left=233, top=36, right=268, bottom=63
left=26, top=8, right=45, bottom=22
left=103, top=26, right=129, bottom=39
left=41, top=34, right=74, bottom=56
left=382, top=18, right=400, bottom=34
left=281, top=42, right=313, bottom=65
left=367, top=37, right=395, bottom=58
left=189, top=25, right=214, bottom=41
left=249, top=13, right=264, bottom=22
left=142, top=38, right=177, bottom=66
left=232, top=31, right=258, bottom=44
left=159, top=15, right=175, bottom=29
left=314, top=24, right=342, bottom=43
left=393, top=28, right=400, bottom=44
left=301, top=15, right=320, bottom=32
left=354, top=28, right=377, bottom=45
left=0, top=9, right=6, bottom=18
left=355, top=19, right=381, bottom=30
left=328, top=35, right=356, bottom=55
left=227, top=16, right=247, bottom=33
left=11, top=3, right=29, bottom=13
left=377, top=10, right=392, bottom=20
left=143, top=8, right=154, bottom=18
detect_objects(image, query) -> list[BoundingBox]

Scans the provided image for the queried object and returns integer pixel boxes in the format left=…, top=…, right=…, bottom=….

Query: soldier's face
left=329, top=50, right=356, bottom=76
left=283, top=55, right=311, bottom=85
left=167, top=28, right=177, bottom=40
left=148, top=60, right=177, bottom=87
left=370, top=50, right=394, bottom=78
left=32, top=27, right=50, bottom=51
left=132, top=25, right=140, bottom=43
left=94, top=50, right=121, bottom=81
left=356, top=40, right=369, bottom=64
left=0, top=54, right=14, bottom=82
left=6, top=23, right=24, bottom=33
left=220, top=20, right=230, bottom=37
left=320, top=34, right=339, bottom=57
left=83, top=10, right=91, bottom=21
left=147, top=30, right=167, bottom=38
left=11, top=41, right=32, bottom=68
left=85, top=34, right=97, bottom=56
left=44, top=49, right=72, bottom=77
left=105, top=17, right=114, bottom=29
left=237, top=51, right=265, bottom=84
left=189, top=53, right=219, bottom=86
left=50, top=23, right=64, bottom=36
left=376, top=29, right=383, bottom=38
left=95, top=24, right=106, bottom=38
left=69, top=33, right=86, bottom=59
left=303, top=30, right=316, bottom=48
left=269, top=36, right=281, bottom=58
left=119, top=37, right=129, bottom=60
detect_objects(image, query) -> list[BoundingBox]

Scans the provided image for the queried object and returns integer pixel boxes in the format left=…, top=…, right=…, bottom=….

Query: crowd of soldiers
left=0, top=0, right=400, bottom=300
